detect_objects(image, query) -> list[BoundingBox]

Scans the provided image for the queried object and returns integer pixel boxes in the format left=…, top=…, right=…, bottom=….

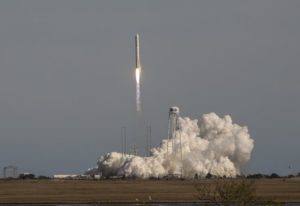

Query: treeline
left=11, top=173, right=50, bottom=180
left=246, top=172, right=300, bottom=179
left=201, top=172, right=300, bottom=179
left=4, top=172, right=300, bottom=180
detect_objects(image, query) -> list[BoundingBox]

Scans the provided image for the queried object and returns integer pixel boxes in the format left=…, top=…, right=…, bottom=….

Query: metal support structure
left=3, top=166, right=18, bottom=178
left=146, top=125, right=152, bottom=157
left=121, top=126, right=127, bottom=158
left=167, top=107, right=184, bottom=177
left=132, top=144, right=138, bottom=156
left=167, top=107, right=180, bottom=155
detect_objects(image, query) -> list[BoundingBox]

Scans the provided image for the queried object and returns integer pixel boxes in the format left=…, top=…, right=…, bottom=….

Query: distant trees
left=19, top=173, right=35, bottom=179
left=18, top=173, right=50, bottom=179
left=196, top=172, right=286, bottom=180
left=246, top=173, right=280, bottom=179
left=246, top=174, right=266, bottom=179
left=195, top=172, right=300, bottom=180
left=269, top=173, right=280, bottom=178
left=37, top=175, right=50, bottom=179
left=206, top=173, right=213, bottom=179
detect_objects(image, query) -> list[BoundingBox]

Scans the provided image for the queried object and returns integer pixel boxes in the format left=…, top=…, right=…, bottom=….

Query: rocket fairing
left=135, top=33, right=141, bottom=69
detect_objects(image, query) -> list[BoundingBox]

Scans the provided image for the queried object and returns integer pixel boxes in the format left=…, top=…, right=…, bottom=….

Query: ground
left=0, top=178, right=299, bottom=204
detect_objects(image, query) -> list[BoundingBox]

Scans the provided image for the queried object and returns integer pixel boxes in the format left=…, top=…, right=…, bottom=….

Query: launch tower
left=167, top=107, right=180, bottom=155
left=167, top=107, right=183, bottom=177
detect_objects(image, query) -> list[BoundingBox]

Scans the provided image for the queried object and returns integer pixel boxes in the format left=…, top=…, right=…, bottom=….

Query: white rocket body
left=135, top=34, right=141, bottom=69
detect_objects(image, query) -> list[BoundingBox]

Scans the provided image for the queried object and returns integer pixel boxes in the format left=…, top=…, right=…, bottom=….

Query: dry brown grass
left=0, top=178, right=299, bottom=204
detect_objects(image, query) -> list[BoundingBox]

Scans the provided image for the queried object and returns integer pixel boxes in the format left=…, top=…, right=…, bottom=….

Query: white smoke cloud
left=91, top=113, right=254, bottom=178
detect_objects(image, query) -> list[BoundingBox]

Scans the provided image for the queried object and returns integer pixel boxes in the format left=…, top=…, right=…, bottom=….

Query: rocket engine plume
left=135, top=34, right=141, bottom=112
left=135, top=67, right=141, bottom=112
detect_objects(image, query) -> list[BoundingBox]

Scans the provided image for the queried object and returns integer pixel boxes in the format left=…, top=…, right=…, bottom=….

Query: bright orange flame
left=135, top=67, right=141, bottom=84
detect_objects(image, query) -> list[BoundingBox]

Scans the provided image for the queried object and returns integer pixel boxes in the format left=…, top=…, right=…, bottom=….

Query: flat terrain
left=0, top=178, right=299, bottom=204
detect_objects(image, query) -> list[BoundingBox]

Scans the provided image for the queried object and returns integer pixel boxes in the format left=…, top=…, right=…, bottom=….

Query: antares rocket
left=135, top=33, right=141, bottom=69
left=135, top=34, right=142, bottom=111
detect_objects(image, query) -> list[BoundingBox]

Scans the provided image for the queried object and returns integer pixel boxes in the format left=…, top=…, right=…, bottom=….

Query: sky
left=0, top=1, right=299, bottom=176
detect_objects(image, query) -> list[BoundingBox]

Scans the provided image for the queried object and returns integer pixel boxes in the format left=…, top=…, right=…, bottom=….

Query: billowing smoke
left=90, top=113, right=254, bottom=178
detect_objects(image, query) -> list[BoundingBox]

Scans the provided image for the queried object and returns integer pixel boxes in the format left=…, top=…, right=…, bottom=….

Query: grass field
left=0, top=178, right=299, bottom=204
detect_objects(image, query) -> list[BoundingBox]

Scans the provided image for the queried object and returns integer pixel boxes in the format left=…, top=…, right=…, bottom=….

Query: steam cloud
left=90, top=113, right=254, bottom=178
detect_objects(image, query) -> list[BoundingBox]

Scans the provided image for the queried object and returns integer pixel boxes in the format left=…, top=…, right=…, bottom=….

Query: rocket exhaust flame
left=135, top=34, right=142, bottom=112
left=135, top=67, right=141, bottom=112
left=135, top=67, right=141, bottom=84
